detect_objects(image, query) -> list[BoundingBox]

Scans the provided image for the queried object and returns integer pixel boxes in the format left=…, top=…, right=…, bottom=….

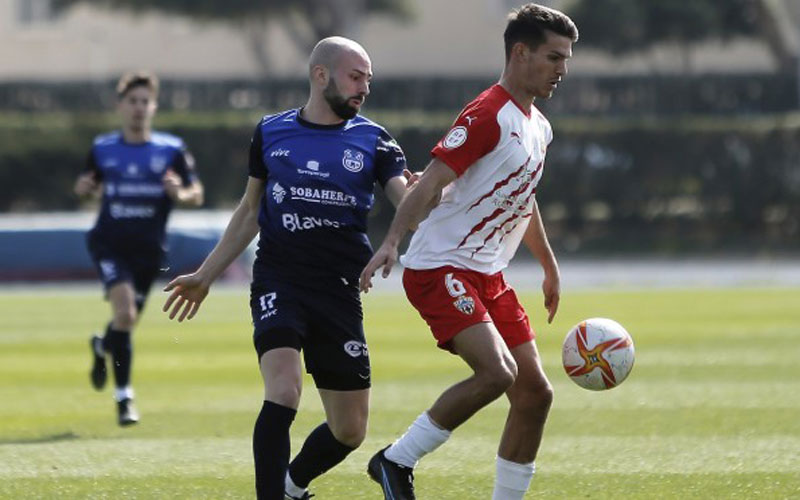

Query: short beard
left=323, top=77, right=359, bottom=120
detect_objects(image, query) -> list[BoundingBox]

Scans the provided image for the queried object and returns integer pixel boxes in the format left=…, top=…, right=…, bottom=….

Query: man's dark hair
left=116, top=71, right=159, bottom=99
left=504, top=3, right=579, bottom=61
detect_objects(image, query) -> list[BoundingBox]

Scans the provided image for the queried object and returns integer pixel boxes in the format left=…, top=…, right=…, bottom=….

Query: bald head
left=308, top=36, right=370, bottom=77
left=305, top=37, right=372, bottom=122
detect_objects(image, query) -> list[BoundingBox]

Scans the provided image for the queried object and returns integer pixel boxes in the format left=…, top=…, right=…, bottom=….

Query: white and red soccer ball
left=562, top=318, right=635, bottom=391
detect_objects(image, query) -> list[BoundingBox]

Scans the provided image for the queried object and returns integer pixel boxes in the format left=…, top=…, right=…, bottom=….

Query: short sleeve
left=374, top=129, right=407, bottom=187
left=170, top=143, right=198, bottom=187
left=248, top=124, right=268, bottom=179
left=431, top=100, right=501, bottom=176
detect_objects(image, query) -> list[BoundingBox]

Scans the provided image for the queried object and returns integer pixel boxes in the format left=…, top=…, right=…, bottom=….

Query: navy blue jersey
left=86, top=131, right=198, bottom=253
left=249, top=109, right=406, bottom=281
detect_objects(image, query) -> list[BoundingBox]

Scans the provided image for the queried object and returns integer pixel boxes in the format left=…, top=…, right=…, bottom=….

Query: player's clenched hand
left=162, top=169, right=183, bottom=201
left=163, top=273, right=209, bottom=322
left=359, top=244, right=398, bottom=293
left=74, top=172, right=99, bottom=197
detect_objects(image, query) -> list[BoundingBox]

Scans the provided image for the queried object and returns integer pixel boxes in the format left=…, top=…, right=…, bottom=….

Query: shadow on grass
left=0, top=432, right=80, bottom=445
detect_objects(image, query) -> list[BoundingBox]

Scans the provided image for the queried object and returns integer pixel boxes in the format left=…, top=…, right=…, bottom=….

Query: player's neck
left=122, top=127, right=151, bottom=144
left=301, top=97, right=346, bottom=126
left=498, top=73, right=535, bottom=110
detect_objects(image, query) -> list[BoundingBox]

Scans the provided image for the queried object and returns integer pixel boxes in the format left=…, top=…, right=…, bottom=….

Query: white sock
left=285, top=471, right=306, bottom=498
left=492, top=456, right=535, bottom=500
left=384, top=411, right=451, bottom=468
left=114, top=386, right=134, bottom=402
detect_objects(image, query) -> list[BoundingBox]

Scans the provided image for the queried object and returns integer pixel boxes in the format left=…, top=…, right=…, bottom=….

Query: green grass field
left=1, top=285, right=799, bottom=499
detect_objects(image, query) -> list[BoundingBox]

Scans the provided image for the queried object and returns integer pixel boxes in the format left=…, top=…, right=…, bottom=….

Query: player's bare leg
left=108, top=282, right=138, bottom=331
left=100, top=282, right=139, bottom=425
left=499, top=340, right=552, bottom=461
left=428, top=322, right=518, bottom=430
left=369, top=323, right=518, bottom=499
left=318, top=388, right=369, bottom=448
left=285, top=388, right=368, bottom=499
left=493, top=340, right=553, bottom=499
left=260, top=347, right=303, bottom=406
left=254, top=347, right=303, bottom=499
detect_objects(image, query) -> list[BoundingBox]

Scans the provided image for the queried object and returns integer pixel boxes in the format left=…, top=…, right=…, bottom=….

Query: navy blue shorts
left=250, top=274, right=370, bottom=391
left=87, top=234, right=162, bottom=311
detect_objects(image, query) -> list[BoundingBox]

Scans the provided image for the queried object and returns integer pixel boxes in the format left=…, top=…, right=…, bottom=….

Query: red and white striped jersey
left=401, top=84, right=552, bottom=274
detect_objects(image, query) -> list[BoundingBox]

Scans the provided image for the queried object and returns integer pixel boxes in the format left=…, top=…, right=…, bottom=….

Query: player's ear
left=311, top=64, right=329, bottom=87
left=512, top=42, right=530, bottom=62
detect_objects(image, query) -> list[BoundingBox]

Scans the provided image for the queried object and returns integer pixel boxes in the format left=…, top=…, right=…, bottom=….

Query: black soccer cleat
left=89, top=335, right=107, bottom=390
left=117, top=398, right=139, bottom=426
left=284, top=491, right=314, bottom=500
left=368, top=446, right=416, bottom=500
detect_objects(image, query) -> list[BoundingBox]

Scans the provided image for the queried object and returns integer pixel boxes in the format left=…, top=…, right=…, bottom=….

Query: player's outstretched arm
left=359, top=159, right=455, bottom=292
left=163, top=176, right=264, bottom=322
left=522, top=198, right=561, bottom=323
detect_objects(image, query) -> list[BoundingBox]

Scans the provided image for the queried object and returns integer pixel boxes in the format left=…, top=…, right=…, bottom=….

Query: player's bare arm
left=383, top=173, right=410, bottom=208
left=163, top=169, right=204, bottom=207
left=163, top=176, right=264, bottom=321
left=359, top=159, right=454, bottom=292
left=522, top=198, right=560, bottom=323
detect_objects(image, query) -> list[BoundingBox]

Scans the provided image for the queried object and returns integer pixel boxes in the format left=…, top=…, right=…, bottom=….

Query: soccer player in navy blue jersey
left=163, top=37, right=412, bottom=499
left=74, top=71, right=204, bottom=426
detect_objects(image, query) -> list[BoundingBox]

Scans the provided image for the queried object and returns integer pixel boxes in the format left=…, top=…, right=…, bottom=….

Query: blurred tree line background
left=1, top=0, right=799, bottom=256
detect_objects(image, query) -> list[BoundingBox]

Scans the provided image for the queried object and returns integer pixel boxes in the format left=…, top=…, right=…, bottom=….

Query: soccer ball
left=562, top=318, right=635, bottom=391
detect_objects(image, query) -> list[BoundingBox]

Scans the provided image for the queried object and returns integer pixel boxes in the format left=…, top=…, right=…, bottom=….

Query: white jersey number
left=444, top=273, right=467, bottom=297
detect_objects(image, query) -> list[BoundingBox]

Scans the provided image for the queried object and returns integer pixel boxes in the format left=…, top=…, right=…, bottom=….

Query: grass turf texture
left=1, top=286, right=798, bottom=499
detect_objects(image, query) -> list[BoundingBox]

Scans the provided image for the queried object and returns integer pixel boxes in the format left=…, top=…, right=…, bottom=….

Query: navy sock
left=254, top=400, right=296, bottom=500
left=288, top=422, right=356, bottom=489
left=103, top=325, right=132, bottom=389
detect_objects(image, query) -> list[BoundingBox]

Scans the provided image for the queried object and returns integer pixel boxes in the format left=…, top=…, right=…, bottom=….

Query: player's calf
left=89, top=334, right=107, bottom=390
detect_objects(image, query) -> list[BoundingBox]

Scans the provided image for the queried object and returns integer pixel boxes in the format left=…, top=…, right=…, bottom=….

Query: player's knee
left=477, top=363, right=517, bottom=398
left=113, top=308, right=137, bottom=330
left=265, top=381, right=302, bottom=408
left=513, top=379, right=554, bottom=415
left=330, top=419, right=367, bottom=448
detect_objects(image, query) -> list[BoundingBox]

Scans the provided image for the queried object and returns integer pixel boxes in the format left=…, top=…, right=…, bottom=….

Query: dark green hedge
left=2, top=111, right=798, bottom=254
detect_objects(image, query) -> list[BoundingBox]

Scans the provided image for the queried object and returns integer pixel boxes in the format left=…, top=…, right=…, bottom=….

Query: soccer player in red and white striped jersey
left=360, top=4, right=578, bottom=499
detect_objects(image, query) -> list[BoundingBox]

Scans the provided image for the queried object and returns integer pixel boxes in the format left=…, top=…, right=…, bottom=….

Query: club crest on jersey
left=150, top=155, right=167, bottom=173
left=272, top=182, right=286, bottom=204
left=342, top=149, right=365, bottom=173
left=443, top=126, right=468, bottom=149
left=453, top=295, right=475, bottom=315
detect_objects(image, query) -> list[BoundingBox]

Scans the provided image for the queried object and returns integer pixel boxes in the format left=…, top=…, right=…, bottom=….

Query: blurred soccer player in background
left=74, top=71, right=204, bottom=426
left=360, top=4, right=578, bottom=499
left=162, top=37, right=412, bottom=499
